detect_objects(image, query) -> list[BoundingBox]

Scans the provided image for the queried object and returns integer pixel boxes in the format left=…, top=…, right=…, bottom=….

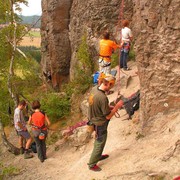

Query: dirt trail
left=3, top=62, right=180, bottom=180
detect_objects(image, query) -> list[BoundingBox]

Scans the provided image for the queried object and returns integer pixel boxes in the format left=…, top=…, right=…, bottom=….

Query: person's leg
left=120, top=50, right=124, bottom=68
left=19, top=135, right=23, bottom=148
left=34, top=137, right=44, bottom=162
left=123, top=51, right=129, bottom=69
left=41, top=138, right=47, bottom=159
left=106, top=65, right=111, bottom=75
left=25, top=137, right=32, bottom=150
left=18, top=135, right=25, bottom=154
left=88, top=121, right=109, bottom=168
left=19, top=131, right=33, bottom=159
left=88, top=133, right=107, bottom=167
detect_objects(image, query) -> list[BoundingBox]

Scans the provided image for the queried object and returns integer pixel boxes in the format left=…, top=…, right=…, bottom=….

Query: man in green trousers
left=88, top=74, right=123, bottom=171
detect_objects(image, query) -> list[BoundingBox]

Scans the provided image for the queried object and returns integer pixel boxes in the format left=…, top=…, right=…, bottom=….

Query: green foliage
left=72, top=34, right=94, bottom=94
left=46, top=132, right=62, bottom=146
left=28, top=31, right=40, bottom=37
left=129, top=42, right=136, bottom=61
left=0, top=0, right=43, bottom=126
left=111, top=51, right=120, bottom=68
left=129, top=48, right=136, bottom=61
left=18, top=46, right=41, bottom=63
left=40, top=93, right=71, bottom=123
left=0, top=162, right=20, bottom=179
left=0, top=54, right=41, bottom=126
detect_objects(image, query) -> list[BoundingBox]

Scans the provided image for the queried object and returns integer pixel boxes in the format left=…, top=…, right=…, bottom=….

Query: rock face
left=69, top=0, right=133, bottom=79
left=41, top=0, right=180, bottom=128
left=41, top=0, right=72, bottom=90
left=131, top=0, right=180, bottom=128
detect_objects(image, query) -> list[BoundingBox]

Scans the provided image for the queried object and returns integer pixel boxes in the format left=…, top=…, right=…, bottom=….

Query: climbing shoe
left=99, top=154, right=109, bottom=161
left=24, top=151, right=33, bottom=159
left=89, top=164, right=102, bottom=172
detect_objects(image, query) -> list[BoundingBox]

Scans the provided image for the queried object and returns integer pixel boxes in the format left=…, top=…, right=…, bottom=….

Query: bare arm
left=106, top=100, right=124, bottom=120
left=17, top=122, right=27, bottom=131
left=106, top=108, right=118, bottom=120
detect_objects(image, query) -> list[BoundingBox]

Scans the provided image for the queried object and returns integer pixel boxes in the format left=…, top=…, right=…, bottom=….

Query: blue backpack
left=93, top=71, right=100, bottom=84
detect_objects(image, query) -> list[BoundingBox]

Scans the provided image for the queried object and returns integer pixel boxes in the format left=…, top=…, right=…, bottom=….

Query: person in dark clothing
left=88, top=74, right=124, bottom=171
left=28, top=100, right=51, bottom=162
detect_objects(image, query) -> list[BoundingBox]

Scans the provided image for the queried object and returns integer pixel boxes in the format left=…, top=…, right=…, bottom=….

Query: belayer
left=28, top=100, right=51, bottom=163
left=87, top=74, right=123, bottom=171
left=99, top=31, right=121, bottom=74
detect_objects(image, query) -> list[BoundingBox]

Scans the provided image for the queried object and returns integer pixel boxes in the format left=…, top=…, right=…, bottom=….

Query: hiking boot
left=89, top=164, right=102, bottom=172
left=24, top=151, right=33, bottom=159
left=20, top=147, right=24, bottom=154
left=99, top=154, right=109, bottom=161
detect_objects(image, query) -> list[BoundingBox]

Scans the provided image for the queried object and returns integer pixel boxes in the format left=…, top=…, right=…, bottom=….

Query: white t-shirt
left=14, top=108, right=26, bottom=131
left=121, top=27, right=133, bottom=42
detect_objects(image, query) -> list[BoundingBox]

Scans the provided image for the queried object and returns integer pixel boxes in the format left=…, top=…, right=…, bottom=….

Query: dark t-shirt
left=88, top=86, right=111, bottom=126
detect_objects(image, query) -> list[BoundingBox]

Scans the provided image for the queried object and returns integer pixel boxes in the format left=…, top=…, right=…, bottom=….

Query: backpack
left=30, top=141, right=37, bottom=153
left=123, top=90, right=140, bottom=119
left=93, top=71, right=100, bottom=84
left=110, top=90, right=140, bottom=119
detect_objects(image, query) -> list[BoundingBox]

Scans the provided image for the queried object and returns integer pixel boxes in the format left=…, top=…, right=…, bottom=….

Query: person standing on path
left=120, top=19, right=133, bottom=70
left=14, top=100, right=33, bottom=159
left=99, top=31, right=121, bottom=74
left=28, top=100, right=51, bottom=163
left=87, top=74, right=124, bottom=171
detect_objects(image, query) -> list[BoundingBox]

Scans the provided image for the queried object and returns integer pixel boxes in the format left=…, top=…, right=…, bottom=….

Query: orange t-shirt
left=31, top=111, right=47, bottom=130
left=99, top=39, right=119, bottom=62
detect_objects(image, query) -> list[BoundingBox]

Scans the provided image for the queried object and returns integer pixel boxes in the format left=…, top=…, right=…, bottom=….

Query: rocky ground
left=1, top=62, right=180, bottom=180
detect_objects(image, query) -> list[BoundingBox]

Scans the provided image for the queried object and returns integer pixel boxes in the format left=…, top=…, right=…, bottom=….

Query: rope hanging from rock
left=115, top=0, right=124, bottom=100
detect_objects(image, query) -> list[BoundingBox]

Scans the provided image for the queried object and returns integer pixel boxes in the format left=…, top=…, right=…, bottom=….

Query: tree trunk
left=0, top=119, right=20, bottom=155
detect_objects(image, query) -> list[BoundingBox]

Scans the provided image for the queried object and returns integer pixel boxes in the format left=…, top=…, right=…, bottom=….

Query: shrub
left=0, top=163, right=20, bottom=179
left=18, top=46, right=41, bottom=63
left=40, top=93, right=71, bottom=123
left=72, top=34, right=94, bottom=94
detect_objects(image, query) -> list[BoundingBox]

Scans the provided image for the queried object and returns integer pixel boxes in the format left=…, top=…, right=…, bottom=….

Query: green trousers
left=88, top=121, right=109, bottom=167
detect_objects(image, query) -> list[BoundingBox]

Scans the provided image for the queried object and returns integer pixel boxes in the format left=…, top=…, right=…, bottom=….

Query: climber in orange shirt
left=99, top=31, right=121, bottom=74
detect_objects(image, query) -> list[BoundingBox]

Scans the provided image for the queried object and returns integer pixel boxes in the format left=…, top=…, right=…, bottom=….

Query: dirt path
left=4, top=62, right=180, bottom=180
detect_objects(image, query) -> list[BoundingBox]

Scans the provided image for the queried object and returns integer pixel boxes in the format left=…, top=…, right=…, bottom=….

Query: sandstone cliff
left=41, top=0, right=180, bottom=129
left=131, top=0, right=180, bottom=130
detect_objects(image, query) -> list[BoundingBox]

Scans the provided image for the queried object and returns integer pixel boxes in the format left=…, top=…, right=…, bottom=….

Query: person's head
left=122, top=20, right=129, bottom=28
left=102, top=31, right=110, bottom=40
left=32, top=100, right=41, bottom=110
left=18, top=100, right=26, bottom=110
left=100, top=74, right=116, bottom=91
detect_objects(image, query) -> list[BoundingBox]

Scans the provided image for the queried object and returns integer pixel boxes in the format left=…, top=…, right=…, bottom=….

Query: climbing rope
left=115, top=0, right=125, bottom=100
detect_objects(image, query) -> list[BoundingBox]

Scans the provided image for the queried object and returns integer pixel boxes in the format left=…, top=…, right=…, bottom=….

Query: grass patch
left=0, top=163, right=20, bottom=179
left=27, top=31, right=40, bottom=37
